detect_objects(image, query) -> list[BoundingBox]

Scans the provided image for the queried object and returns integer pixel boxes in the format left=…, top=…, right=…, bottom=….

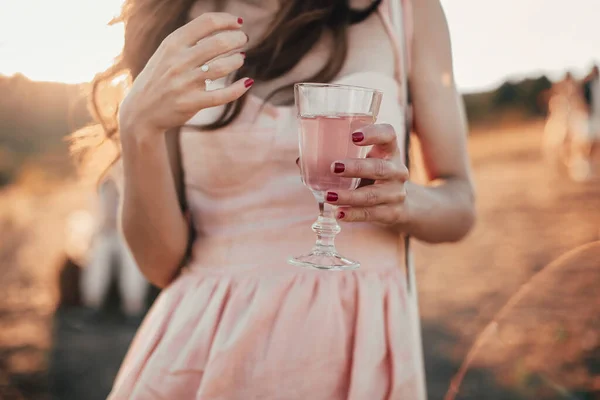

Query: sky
left=0, top=0, right=598, bottom=92
left=441, top=0, right=600, bottom=91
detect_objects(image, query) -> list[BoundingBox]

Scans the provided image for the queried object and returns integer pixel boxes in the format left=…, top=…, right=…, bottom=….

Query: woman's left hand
left=325, top=124, right=410, bottom=225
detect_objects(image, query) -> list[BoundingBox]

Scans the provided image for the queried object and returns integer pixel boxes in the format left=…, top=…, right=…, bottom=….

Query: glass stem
left=312, top=193, right=341, bottom=253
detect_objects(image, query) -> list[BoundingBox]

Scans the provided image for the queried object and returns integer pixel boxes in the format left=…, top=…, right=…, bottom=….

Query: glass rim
left=294, top=82, right=383, bottom=95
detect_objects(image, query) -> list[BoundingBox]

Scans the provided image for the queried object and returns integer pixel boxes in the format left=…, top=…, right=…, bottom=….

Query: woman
left=86, top=0, right=475, bottom=398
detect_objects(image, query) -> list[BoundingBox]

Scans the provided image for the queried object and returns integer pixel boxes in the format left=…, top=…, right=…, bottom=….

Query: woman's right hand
left=118, top=12, right=252, bottom=138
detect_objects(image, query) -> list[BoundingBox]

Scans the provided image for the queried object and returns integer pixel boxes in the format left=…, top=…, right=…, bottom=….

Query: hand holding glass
left=289, top=83, right=383, bottom=270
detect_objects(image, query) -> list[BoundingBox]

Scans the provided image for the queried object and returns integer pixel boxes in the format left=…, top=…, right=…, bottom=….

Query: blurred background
left=1, top=0, right=599, bottom=399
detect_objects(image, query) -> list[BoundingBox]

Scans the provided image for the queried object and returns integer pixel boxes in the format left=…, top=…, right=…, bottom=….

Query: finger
left=181, top=77, right=254, bottom=111
left=181, top=52, right=245, bottom=86
left=175, top=13, right=244, bottom=46
left=325, top=183, right=406, bottom=207
left=185, top=30, right=248, bottom=68
left=337, top=204, right=405, bottom=225
left=331, top=158, right=408, bottom=181
left=351, top=123, right=398, bottom=155
left=201, top=52, right=245, bottom=80
left=357, top=178, right=375, bottom=188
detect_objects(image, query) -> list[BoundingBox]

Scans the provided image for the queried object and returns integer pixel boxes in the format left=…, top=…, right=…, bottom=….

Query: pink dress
left=108, top=1, right=426, bottom=398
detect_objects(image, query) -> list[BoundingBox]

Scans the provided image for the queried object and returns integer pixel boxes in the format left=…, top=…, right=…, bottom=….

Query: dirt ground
left=0, top=121, right=599, bottom=400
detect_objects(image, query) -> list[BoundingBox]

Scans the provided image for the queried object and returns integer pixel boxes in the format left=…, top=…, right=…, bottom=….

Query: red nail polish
left=352, top=132, right=364, bottom=143
left=334, top=162, right=345, bottom=173
left=326, top=192, right=338, bottom=202
left=237, top=17, right=244, bottom=25
left=338, top=211, right=346, bottom=219
left=244, top=78, right=254, bottom=88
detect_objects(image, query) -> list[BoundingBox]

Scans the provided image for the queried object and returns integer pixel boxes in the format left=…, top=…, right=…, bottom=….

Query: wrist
left=395, top=181, right=421, bottom=234
left=120, top=119, right=165, bottom=153
left=119, top=103, right=163, bottom=142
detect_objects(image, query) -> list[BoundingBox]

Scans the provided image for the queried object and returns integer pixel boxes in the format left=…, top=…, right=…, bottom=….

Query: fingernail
left=334, top=162, right=345, bottom=173
left=237, top=17, right=244, bottom=25
left=244, top=78, right=254, bottom=88
left=338, top=211, right=346, bottom=219
left=352, top=132, right=364, bottom=143
left=326, top=192, right=338, bottom=202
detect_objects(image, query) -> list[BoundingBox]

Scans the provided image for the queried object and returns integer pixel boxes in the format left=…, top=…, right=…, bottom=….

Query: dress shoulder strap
left=377, top=0, right=414, bottom=160
left=378, top=0, right=414, bottom=96
left=378, top=0, right=415, bottom=291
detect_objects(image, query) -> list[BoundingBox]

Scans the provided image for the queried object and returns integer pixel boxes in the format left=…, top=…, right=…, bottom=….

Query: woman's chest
left=180, top=101, right=298, bottom=195
left=180, top=72, right=405, bottom=196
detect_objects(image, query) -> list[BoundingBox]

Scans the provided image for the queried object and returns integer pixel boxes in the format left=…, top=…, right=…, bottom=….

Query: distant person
left=80, top=177, right=148, bottom=317
left=543, top=71, right=596, bottom=181
left=59, top=209, right=96, bottom=308
left=583, top=65, right=600, bottom=150
left=543, top=72, right=577, bottom=164
left=583, top=65, right=600, bottom=112
left=568, top=65, right=600, bottom=181
left=552, top=72, right=580, bottom=103
left=77, top=0, right=476, bottom=398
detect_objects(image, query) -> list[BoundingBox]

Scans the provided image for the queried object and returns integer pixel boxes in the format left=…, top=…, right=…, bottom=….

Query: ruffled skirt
left=108, top=266, right=423, bottom=399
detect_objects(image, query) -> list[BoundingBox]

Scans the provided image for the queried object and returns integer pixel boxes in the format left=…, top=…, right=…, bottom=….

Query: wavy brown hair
left=72, top=0, right=382, bottom=178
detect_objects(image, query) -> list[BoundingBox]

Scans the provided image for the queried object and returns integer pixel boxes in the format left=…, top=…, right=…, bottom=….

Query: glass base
left=288, top=249, right=360, bottom=271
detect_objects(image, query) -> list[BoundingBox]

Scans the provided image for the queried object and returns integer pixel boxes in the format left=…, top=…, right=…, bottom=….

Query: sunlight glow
left=441, top=0, right=600, bottom=91
left=0, top=0, right=598, bottom=91
left=0, top=0, right=124, bottom=84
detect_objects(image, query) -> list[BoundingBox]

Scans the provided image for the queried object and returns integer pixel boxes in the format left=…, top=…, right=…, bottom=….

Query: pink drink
left=299, top=114, right=374, bottom=192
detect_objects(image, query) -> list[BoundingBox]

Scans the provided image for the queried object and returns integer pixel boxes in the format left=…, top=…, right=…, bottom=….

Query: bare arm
left=311, top=0, right=474, bottom=243
left=119, top=130, right=188, bottom=288
left=403, top=0, right=475, bottom=243
left=117, top=13, right=251, bottom=288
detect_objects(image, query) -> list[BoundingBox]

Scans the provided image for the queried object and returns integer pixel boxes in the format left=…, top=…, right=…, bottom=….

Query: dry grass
left=413, top=121, right=600, bottom=399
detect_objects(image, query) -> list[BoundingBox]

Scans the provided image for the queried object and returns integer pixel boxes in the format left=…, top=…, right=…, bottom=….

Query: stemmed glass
left=288, top=83, right=383, bottom=270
